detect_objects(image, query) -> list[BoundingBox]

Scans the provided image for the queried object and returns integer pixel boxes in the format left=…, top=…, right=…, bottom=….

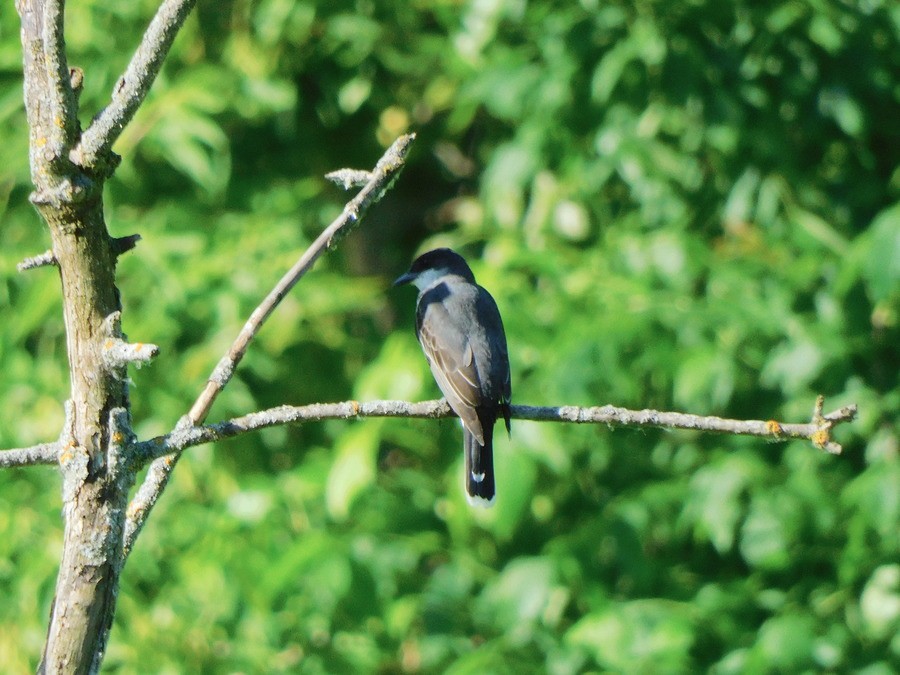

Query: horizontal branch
left=1, top=397, right=856, bottom=472
left=101, top=338, right=160, bottom=368
left=517, top=400, right=856, bottom=454
left=111, top=233, right=142, bottom=257
left=0, top=442, right=59, bottom=468
left=135, top=398, right=857, bottom=464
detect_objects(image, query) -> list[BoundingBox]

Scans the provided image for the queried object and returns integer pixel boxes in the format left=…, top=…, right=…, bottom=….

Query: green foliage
left=1, top=0, right=898, bottom=672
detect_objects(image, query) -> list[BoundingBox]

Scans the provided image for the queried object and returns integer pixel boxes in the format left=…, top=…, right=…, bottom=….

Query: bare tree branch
left=111, top=233, right=142, bottom=257
left=0, top=442, right=59, bottom=467
left=123, top=395, right=855, bottom=556
left=186, top=133, right=417, bottom=427
left=122, top=133, right=416, bottom=556
left=18, top=0, right=76, bottom=190
left=101, top=337, right=160, bottom=368
left=325, top=168, right=374, bottom=189
left=132, top=397, right=858, bottom=465
left=17, top=249, right=58, bottom=271
left=41, top=0, right=78, bottom=154
left=71, top=0, right=198, bottom=171
left=0, top=397, right=858, bottom=473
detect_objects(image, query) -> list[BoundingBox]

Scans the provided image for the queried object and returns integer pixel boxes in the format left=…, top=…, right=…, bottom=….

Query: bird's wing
left=416, top=293, right=485, bottom=443
left=474, top=287, right=512, bottom=434
left=476, top=288, right=511, bottom=404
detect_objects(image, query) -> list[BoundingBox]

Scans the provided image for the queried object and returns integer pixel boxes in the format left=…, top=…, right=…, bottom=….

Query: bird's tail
left=465, top=419, right=495, bottom=507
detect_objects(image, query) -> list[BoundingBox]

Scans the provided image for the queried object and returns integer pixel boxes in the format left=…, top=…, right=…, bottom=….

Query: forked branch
left=121, top=133, right=416, bottom=555
left=72, top=0, right=198, bottom=171
left=186, top=133, right=417, bottom=427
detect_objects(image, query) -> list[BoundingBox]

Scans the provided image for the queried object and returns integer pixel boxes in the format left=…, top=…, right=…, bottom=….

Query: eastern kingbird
left=394, top=248, right=511, bottom=506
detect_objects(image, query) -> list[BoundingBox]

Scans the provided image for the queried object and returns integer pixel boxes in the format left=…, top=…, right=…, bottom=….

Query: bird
left=394, top=248, right=511, bottom=506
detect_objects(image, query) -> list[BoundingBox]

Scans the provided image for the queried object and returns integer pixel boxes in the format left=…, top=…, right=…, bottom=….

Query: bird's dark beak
left=393, top=271, right=415, bottom=287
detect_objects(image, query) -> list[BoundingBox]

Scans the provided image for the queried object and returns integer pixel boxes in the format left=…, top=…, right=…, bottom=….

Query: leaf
left=326, top=424, right=381, bottom=521
left=856, top=204, right=900, bottom=303
left=681, top=454, right=760, bottom=553
left=475, top=557, right=564, bottom=633
left=566, top=600, right=695, bottom=672
left=740, top=492, right=801, bottom=571
left=859, top=564, right=900, bottom=641
left=750, top=614, right=816, bottom=670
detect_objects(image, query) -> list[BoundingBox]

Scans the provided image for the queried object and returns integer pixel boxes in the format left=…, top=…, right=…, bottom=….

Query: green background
left=1, top=0, right=898, bottom=672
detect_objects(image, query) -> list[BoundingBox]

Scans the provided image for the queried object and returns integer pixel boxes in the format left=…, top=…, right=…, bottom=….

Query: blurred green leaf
left=326, top=425, right=380, bottom=521
left=749, top=614, right=817, bottom=671
left=681, top=454, right=761, bottom=553
left=740, top=491, right=799, bottom=571
left=475, top=557, right=562, bottom=633
left=847, top=203, right=900, bottom=303
left=859, top=564, right=900, bottom=641
left=566, top=600, right=694, bottom=672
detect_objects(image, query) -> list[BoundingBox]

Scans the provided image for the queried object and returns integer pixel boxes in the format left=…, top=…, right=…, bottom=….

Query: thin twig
left=0, top=442, right=59, bottom=468
left=325, top=168, right=373, bottom=189
left=133, top=398, right=858, bottom=464
left=111, top=233, right=142, bottom=257
left=72, top=0, right=198, bottom=170
left=17, top=249, right=58, bottom=271
left=101, top=338, right=160, bottom=368
left=122, top=134, right=416, bottom=556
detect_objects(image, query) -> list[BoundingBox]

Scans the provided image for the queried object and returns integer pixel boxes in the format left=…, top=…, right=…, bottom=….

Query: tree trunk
left=18, top=2, right=133, bottom=671
left=39, top=474, right=129, bottom=674
left=36, top=198, right=132, bottom=674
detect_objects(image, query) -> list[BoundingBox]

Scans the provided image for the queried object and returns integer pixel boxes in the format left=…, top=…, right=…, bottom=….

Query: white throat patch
left=411, top=267, right=449, bottom=291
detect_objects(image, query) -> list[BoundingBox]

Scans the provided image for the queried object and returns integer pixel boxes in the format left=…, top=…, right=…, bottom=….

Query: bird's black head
left=393, top=248, right=476, bottom=288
